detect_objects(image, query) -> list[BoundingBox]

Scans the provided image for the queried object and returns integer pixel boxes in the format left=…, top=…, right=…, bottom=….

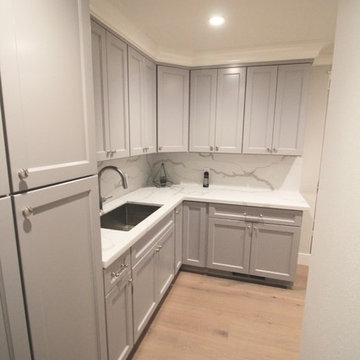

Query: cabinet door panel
left=91, top=20, right=110, bottom=161
left=249, top=223, right=300, bottom=281
left=142, top=59, right=157, bottom=154
left=106, top=32, right=129, bottom=158
left=105, top=273, right=133, bottom=360
left=13, top=176, right=106, bottom=360
left=157, top=226, right=175, bottom=300
left=243, top=66, right=278, bottom=154
left=207, top=218, right=251, bottom=274
left=132, top=248, right=157, bottom=342
left=189, top=69, right=217, bottom=152
left=215, top=68, right=246, bottom=153
left=0, top=109, right=9, bottom=196
left=272, top=64, right=311, bottom=155
left=158, top=66, right=189, bottom=153
left=0, top=197, right=31, bottom=360
left=0, top=0, right=96, bottom=191
left=182, top=202, right=207, bottom=267
left=174, top=205, right=183, bottom=274
left=128, top=48, right=144, bottom=156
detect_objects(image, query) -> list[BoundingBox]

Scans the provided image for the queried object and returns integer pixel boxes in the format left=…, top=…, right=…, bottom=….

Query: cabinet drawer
left=131, top=213, right=174, bottom=267
left=104, top=250, right=131, bottom=294
left=209, top=203, right=302, bottom=226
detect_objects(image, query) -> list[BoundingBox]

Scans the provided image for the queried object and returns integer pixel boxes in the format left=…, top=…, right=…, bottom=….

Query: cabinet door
left=215, top=68, right=246, bottom=153
left=272, top=64, right=311, bottom=155
left=132, top=247, right=157, bottom=342
left=0, top=109, right=9, bottom=196
left=91, top=20, right=110, bottom=161
left=174, top=205, right=183, bottom=274
left=182, top=202, right=207, bottom=267
left=158, top=66, right=189, bottom=153
left=243, top=66, right=278, bottom=154
left=189, top=69, right=217, bottom=152
left=128, top=48, right=144, bottom=156
left=157, top=225, right=175, bottom=300
left=106, top=32, right=130, bottom=158
left=0, top=197, right=31, bottom=360
left=0, top=0, right=96, bottom=191
left=105, top=272, right=133, bottom=360
left=142, top=58, right=157, bottom=154
left=249, top=223, right=300, bottom=282
left=13, top=176, right=107, bottom=360
left=207, top=218, right=251, bottom=274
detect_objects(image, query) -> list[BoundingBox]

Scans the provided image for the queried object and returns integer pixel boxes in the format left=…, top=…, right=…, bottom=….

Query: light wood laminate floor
left=132, top=266, right=308, bottom=360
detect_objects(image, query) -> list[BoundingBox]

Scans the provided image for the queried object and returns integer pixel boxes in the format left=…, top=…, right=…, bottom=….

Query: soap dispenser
left=203, top=168, right=209, bottom=188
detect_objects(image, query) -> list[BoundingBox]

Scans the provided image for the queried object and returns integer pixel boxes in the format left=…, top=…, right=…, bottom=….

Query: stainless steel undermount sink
left=101, top=203, right=161, bottom=231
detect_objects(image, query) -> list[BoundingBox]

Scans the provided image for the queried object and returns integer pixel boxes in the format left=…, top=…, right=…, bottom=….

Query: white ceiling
left=91, top=0, right=338, bottom=66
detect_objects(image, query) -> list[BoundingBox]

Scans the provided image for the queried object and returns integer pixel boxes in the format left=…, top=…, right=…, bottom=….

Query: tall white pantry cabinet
left=0, top=1, right=107, bottom=360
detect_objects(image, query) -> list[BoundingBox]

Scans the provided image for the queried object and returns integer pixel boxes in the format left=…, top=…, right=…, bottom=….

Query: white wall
left=299, top=65, right=330, bottom=262
left=299, top=0, right=360, bottom=358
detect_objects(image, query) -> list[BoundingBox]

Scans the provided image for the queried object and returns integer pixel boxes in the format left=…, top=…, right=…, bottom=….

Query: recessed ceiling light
left=209, top=16, right=225, bottom=27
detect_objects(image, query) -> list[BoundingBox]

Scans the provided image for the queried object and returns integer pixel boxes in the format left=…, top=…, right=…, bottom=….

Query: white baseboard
left=298, top=252, right=311, bottom=266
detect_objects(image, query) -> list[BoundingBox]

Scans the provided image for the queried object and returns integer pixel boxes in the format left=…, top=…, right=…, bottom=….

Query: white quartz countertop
left=101, top=184, right=309, bottom=268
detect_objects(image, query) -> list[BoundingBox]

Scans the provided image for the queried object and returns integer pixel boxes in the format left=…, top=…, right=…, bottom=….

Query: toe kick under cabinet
left=207, top=203, right=302, bottom=283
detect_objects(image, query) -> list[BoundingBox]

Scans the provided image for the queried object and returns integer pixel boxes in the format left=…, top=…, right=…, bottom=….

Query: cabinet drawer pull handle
left=209, top=146, right=214, bottom=152
left=128, top=278, right=133, bottom=284
left=158, top=146, right=163, bottom=151
left=272, top=148, right=277, bottom=153
left=23, top=207, right=34, bottom=218
left=215, top=146, right=219, bottom=151
left=266, top=148, right=271, bottom=153
left=18, top=168, right=30, bottom=180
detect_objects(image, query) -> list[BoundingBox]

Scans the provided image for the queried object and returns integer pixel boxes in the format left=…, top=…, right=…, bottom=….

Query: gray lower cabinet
left=174, top=205, right=183, bottom=274
left=0, top=197, right=31, bottom=360
left=249, top=223, right=300, bottom=282
left=207, top=218, right=251, bottom=274
left=132, top=223, right=175, bottom=342
left=105, top=272, right=133, bottom=360
left=207, top=203, right=302, bottom=283
left=132, top=247, right=157, bottom=342
left=157, top=225, right=175, bottom=299
left=182, top=202, right=207, bottom=267
left=13, top=176, right=107, bottom=360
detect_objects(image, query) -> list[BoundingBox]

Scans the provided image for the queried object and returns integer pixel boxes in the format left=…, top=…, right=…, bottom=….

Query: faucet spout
left=98, top=166, right=128, bottom=211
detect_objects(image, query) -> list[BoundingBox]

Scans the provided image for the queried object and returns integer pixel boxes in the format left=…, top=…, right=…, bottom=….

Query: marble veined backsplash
left=148, top=153, right=303, bottom=191
left=98, top=156, right=151, bottom=199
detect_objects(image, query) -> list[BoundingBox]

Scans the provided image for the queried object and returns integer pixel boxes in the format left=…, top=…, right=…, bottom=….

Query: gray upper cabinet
left=158, top=66, right=189, bottom=153
left=0, top=109, right=9, bottom=196
left=105, top=272, right=133, bottom=360
left=91, top=20, right=130, bottom=161
left=0, top=197, right=31, bottom=360
left=207, top=218, right=251, bottom=274
left=174, top=205, right=183, bottom=274
left=189, top=69, right=217, bottom=152
left=0, top=0, right=97, bottom=191
left=243, top=64, right=311, bottom=155
left=249, top=223, right=301, bottom=282
left=128, top=47, right=156, bottom=156
left=190, top=68, right=246, bottom=153
left=182, top=202, right=207, bottom=267
left=243, top=66, right=278, bottom=154
left=13, top=176, right=107, bottom=360
left=272, top=64, right=310, bottom=155
left=215, top=67, right=246, bottom=153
